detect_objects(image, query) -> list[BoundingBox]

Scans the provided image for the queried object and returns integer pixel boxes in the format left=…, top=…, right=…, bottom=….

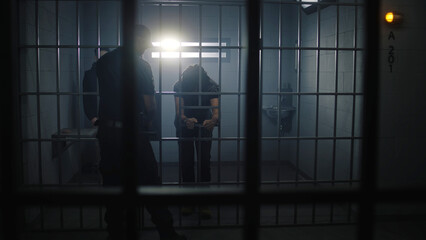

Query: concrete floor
left=17, top=162, right=426, bottom=239
left=19, top=221, right=426, bottom=240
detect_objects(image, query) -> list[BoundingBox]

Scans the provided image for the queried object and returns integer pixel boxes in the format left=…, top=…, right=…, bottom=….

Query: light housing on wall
left=151, top=39, right=228, bottom=59
left=301, top=0, right=336, bottom=15
left=385, top=11, right=403, bottom=24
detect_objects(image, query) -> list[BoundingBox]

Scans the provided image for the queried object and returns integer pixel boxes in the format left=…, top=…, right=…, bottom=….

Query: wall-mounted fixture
left=151, top=39, right=229, bottom=59
left=385, top=11, right=403, bottom=24
left=300, top=0, right=336, bottom=15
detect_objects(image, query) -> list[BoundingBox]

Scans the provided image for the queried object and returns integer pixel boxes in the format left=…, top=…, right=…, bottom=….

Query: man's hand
left=91, top=117, right=98, bottom=126
left=185, top=118, right=198, bottom=130
left=203, top=118, right=217, bottom=131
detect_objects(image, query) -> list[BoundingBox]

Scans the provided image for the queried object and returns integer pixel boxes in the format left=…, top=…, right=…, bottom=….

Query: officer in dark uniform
left=82, top=48, right=110, bottom=174
left=83, top=47, right=110, bottom=126
left=96, top=24, right=186, bottom=240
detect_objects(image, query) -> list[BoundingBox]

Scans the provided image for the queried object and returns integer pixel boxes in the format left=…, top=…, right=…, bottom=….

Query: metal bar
left=122, top=0, right=139, bottom=238
left=13, top=188, right=426, bottom=205
left=262, top=46, right=364, bottom=51
left=76, top=1, right=81, bottom=138
left=218, top=4, right=223, bottom=186
left=217, top=4, right=223, bottom=226
left=20, top=91, right=365, bottom=96
left=19, top=91, right=365, bottom=97
left=275, top=1, right=283, bottom=225
left=97, top=0, right=100, bottom=51
left=294, top=1, right=302, bottom=225
left=75, top=1, right=84, bottom=230
left=178, top=4, right=183, bottom=227
left=55, top=0, right=65, bottom=230
left=236, top=4, right=242, bottom=225
left=358, top=0, right=380, bottom=239
left=139, top=0, right=246, bottom=6
left=22, top=136, right=364, bottom=143
left=330, top=4, right=340, bottom=224
left=68, top=0, right=365, bottom=7
left=20, top=44, right=366, bottom=51
left=197, top=4, right=203, bottom=227
left=159, top=3, right=163, bottom=183
left=348, top=2, right=359, bottom=223
left=16, top=0, right=24, bottom=200
left=312, top=3, right=321, bottom=225
left=96, top=0, right=104, bottom=229
left=1, top=0, right=18, bottom=238
left=245, top=0, right=261, bottom=239
left=22, top=178, right=361, bottom=188
left=121, top=0, right=139, bottom=238
left=35, top=0, right=45, bottom=230
left=117, top=0, right=120, bottom=46
left=25, top=221, right=358, bottom=233
left=19, top=44, right=247, bottom=50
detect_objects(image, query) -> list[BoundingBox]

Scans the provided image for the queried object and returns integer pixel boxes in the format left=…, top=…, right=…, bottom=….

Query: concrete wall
left=260, top=3, right=364, bottom=181
left=139, top=4, right=248, bottom=164
left=378, top=0, right=426, bottom=189
left=20, top=1, right=365, bottom=186
left=20, top=1, right=82, bottom=186
left=376, top=0, right=426, bottom=215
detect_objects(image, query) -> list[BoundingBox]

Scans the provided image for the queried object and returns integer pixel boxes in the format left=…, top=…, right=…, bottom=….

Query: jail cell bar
left=11, top=1, right=379, bottom=240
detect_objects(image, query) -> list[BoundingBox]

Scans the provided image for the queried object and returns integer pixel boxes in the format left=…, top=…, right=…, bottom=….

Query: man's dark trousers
left=177, top=126, right=212, bottom=183
left=98, top=125, right=175, bottom=239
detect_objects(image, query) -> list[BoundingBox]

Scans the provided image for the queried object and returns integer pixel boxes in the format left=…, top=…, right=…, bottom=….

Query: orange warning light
left=385, top=12, right=394, bottom=23
left=385, top=11, right=402, bottom=24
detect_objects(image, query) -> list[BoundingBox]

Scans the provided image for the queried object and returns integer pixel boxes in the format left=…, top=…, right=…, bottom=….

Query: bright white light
left=152, top=41, right=227, bottom=48
left=162, top=39, right=180, bottom=50
left=152, top=52, right=227, bottom=59
left=301, top=0, right=318, bottom=8
left=151, top=40, right=227, bottom=59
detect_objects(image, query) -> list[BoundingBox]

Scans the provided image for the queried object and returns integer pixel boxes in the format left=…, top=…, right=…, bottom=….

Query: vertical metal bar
left=76, top=2, right=81, bottom=140
left=1, top=0, right=18, bottom=238
left=178, top=3, right=183, bottom=227
left=75, top=1, right=84, bottom=229
left=259, top=0, right=264, bottom=185
left=159, top=3, right=163, bottom=183
left=294, top=1, right=302, bottom=225
left=96, top=0, right=103, bottom=229
left=330, top=4, right=340, bottom=224
left=312, top=3, right=321, bottom=225
left=197, top=4, right=202, bottom=226
left=358, top=0, right=379, bottom=239
left=258, top=1, right=264, bottom=226
left=178, top=3, right=182, bottom=186
left=97, top=0, right=100, bottom=52
left=55, top=0, right=64, bottom=229
left=245, top=0, right=261, bottom=239
left=122, top=0, right=138, bottom=238
left=16, top=1, right=23, bottom=208
left=76, top=1, right=85, bottom=229
left=217, top=4, right=223, bottom=226
left=218, top=5, right=222, bottom=185
left=275, top=2, right=283, bottom=226
left=35, top=0, right=45, bottom=230
left=348, top=2, right=359, bottom=223
left=56, top=0, right=62, bottom=186
left=16, top=0, right=26, bottom=230
left=117, top=1, right=121, bottom=46
left=236, top=4, right=242, bottom=225
left=197, top=5, right=202, bottom=201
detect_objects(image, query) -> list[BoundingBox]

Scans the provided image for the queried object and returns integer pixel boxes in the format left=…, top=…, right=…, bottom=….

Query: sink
left=262, top=105, right=296, bottom=119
